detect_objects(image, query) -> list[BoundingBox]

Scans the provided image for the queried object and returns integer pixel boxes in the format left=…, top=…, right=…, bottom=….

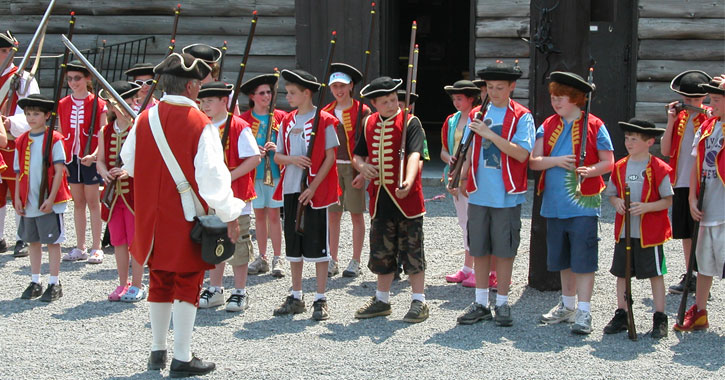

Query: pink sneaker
left=489, top=272, right=498, bottom=291
left=462, top=273, right=477, bottom=288
left=108, top=284, right=128, bottom=301
left=445, top=270, right=471, bottom=283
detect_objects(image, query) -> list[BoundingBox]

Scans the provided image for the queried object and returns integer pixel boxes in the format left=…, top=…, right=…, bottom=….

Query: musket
left=398, top=20, right=417, bottom=189
left=447, top=94, right=491, bottom=190
left=221, top=10, right=258, bottom=151
left=575, top=66, right=595, bottom=197
left=38, top=10, right=74, bottom=207
left=623, top=184, right=637, bottom=340
left=669, top=101, right=708, bottom=115
left=0, top=40, right=19, bottom=117
left=218, top=40, right=228, bottom=80
left=410, top=44, right=419, bottom=115
left=295, top=31, right=337, bottom=235
left=351, top=2, right=376, bottom=178
left=262, top=68, right=281, bottom=187
left=677, top=172, right=707, bottom=326
left=83, top=40, right=106, bottom=157
left=138, top=3, right=181, bottom=111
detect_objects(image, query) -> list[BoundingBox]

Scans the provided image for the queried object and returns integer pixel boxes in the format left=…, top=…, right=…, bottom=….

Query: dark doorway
left=381, top=0, right=472, bottom=159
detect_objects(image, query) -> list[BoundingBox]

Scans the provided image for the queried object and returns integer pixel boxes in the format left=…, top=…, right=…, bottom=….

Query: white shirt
left=120, top=94, right=244, bottom=223
left=2, top=65, right=40, bottom=138
left=211, top=118, right=260, bottom=215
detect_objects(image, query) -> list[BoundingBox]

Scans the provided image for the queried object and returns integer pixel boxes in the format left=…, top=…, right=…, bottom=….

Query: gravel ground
left=0, top=183, right=723, bottom=379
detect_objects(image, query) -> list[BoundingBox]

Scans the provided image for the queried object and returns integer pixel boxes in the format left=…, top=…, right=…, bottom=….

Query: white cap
left=329, top=72, right=352, bottom=85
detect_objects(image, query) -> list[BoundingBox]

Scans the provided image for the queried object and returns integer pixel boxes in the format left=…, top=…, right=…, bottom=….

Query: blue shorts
left=252, top=178, right=283, bottom=209
left=546, top=216, right=599, bottom=273
left=66, top=156, right=103, bottom=185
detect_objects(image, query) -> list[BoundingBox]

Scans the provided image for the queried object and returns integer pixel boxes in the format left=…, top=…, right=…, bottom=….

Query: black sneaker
left=355, top=296, right=392, bottom=319
left=102, top=226, right=112, bottom=248
left=169, top=355, right=216, bottom=378
left=402, top=300, right=429, bottom=323
left=147, top=350, right=167, bottom=371
left=0, top=238, right=8, bottom=253
left=40, top=282, right=62, bottom=302
left=13, top=240, right=29, bottom=258
left=457, top=302, right=492, bottom=325
left=311, top=299, right=330, bottom=321
left=273, top=295, right=305, bottom=316
left=21, top=282, right=43, bottom=299
left=603, top=308, right=628, bottom=334
left=650, top=311, right=668, bottom=339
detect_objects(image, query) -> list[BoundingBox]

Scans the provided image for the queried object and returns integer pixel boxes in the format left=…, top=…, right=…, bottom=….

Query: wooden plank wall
left=635, top=0, right=725, bottom=127
left=1, top=0, right=296, bottom=109
left=474, top=0, right=531, bottom=107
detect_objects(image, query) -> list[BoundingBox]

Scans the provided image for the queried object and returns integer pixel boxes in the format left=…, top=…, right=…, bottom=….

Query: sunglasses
left=135, top=79, right=154, bottom=86
left=67, top=75, right=85, bottom=82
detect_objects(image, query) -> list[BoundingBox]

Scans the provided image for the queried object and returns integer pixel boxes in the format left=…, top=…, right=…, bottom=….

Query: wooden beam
left=475, top=18, right=530, bottom=38
left=638, top=0, right=725, bottom=19
left=635, top=101, right=669, bottom=123
left=475, top=38, right=530, bottom=58
left=637, top=81, right=682, bottom=103
left=639, top=39, right=725, bottom=61
left=639, top=18, right=725, bottom=40
left=637, top=59, right=722, bottom=81
left=476, top=0, right=530, bottom=17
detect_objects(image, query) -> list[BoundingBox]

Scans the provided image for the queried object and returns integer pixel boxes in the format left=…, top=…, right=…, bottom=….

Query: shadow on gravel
left=0, top=253, right=14, bottom=269
left=424, top=284, right=472, bottom=311
left=671, top=331, right=725, bottom=371
left=106, top=372, right=164, bottom=380
left=81, top=268, right=121, bottom=282
left=12, top=259, right=90, bottom=275
left=0, top=298, right=45, bottom=316
left=52, top=299, right=136, bottom=320
left=233, top=317, right=309, bottom=340
left=195, top=308, right=241, bottom=327
left=590, top=334, right=657, bottom=361
left=319, top=319, right=413, bottom=344
left=344, top=280, right=409, bottom=298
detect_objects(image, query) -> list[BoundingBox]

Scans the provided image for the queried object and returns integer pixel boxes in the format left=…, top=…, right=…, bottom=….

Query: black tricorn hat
left=549, top=71, right=594, bottom=93
left=99, top=81, right=141, bottom=101
left=698, top=80, right=725, bottom=96
left=618, top=118, right=665, bottom=137
left=240, top=73, right=278, bottom=95
left=360, top=76, right=403, bottom=99
left=281, top=69, right=321, bottom=92
left=444, top=80, right=480, bottom=97
left=472, top=79, right=486, bottom=88
left=181, top=43, right=223, bottom=64
left=198, top=81, right=234, bottom=98
left=66, top=60, right=90, bottom=74
left=18, top=93, right=54, bottom=112
left=153, top=53, right=212, bottom=80
left=329, top=63, right=363, bottom=85
left=476, top=62, right=522, bottom=81
left=0, top=30, right=17, bottom=48
left=396, top=90, right=418, bottom=105
left=671, top=70, right=712, bottom=97
left=124, top=62, right=155, bottom=78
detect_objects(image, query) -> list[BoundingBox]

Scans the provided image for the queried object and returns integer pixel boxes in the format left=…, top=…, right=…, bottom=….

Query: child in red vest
left=124, top=62, right=159, bottom=113
left=603, top=119, right=673, bottom=339
left=352, top=76, right=429, bottom=323
left=660, top=70, right=712, bottom=295
left=96, top=81, right=146, bottom=302
left=675, top=78, right=725, bottom=331
left=14, top=94, right=72, bottom=302
left=197, top=81, right=261, bottom=313
left=272, top=69, right=339, bottom=321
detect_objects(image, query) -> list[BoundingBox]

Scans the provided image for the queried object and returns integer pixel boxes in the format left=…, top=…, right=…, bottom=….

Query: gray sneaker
left=571, top=309, right=593, bottom=335
left=273, top=295, right=305, bottom=316
left=248, top=256, right=269, bottom=275
left=342, top=259, right=361, bottom=277
left=494, top=303, right=513, bottom=326
left=457, top=302, right=492, bottom=325
left=355, top=296, right=392, bottom=319
left=198, top=288, right=224, bottom=309
left=311, top=299, right=330, bottom=321
left=540, top=302, right=576, bottom=324
left=402, top=300, right=429, bottom=323
left=225, top=291, right=249, bottom=312
left=328, top=259, right=339, bottom=277
left=271, top=256, right=285, bottom=278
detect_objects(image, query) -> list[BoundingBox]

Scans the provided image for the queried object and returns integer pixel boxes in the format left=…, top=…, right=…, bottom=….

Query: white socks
left=48, top=276, right=59, bottom=285
left=172, top=300, right=197, bottom=362
left=461, top=265, right=473, bottom=274
left=313, top=292, right=326, bottom=302
left=291, top=290, right=302, bottom=300
left=31, top=274, right=40, bottom=284
left=495, top=294, right=508, bottom=307
left=149, top=302, right=172, bottom=351
left=578, top=301, right=591, bottom=313
left=375, top=290, right=390, bottom=304
left=475, top=288, right=489, bottom=305
left=411, top=293, right=425, bottom=303
left=208, top=286, right=223, bottom=294
left=232, top=288, right=246, bottom=296
left=562, top=295, right=576, bottom=310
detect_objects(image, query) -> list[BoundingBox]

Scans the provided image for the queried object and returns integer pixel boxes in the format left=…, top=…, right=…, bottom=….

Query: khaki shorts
left=329, top=163, right=366, bottom=214
left=227, top=214, right=254, bottom=266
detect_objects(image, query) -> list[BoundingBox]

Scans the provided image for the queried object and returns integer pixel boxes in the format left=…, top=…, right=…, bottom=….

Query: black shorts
left=610, top=239, right=667, bottom=279
left=283, top=193, right=330, bottom=262
left=66, top=155, right=103, bottom=185
left=672, top=187, right=695, bottom=239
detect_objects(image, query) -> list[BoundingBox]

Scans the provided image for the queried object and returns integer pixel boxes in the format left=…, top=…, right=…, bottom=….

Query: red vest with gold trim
left=322, top=99, right=371, bottom=159
left=239, top=108, right=286, bottom=179
left=0, top=66, right=21, bottom=178
left=668, top=109, right=709, bottom=185
left=100, top=122, right=135, bottom=222
left=612, top=155, right=672, bottom=248
left=536, top=112, right=607, bottom=197
left=695, top=117, right=725, bottom=194
left=15, top=130, right=72, bottom=208
left=219, top=115, right=256, bottom=202
left=58, top=94, right=106, bottom=162
left=467, top=99, right=531, bottom=195
left=131, top=102, right=212, bottom=272
left=364, top=111, right=425, bottom=219
left=272, top=109, right=340, bottom=208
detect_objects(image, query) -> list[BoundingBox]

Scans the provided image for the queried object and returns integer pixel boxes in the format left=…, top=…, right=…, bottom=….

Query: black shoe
left=0, top=238, right=8, bottom=253
left=603, top=308, right=628, bottom=334
left=13, top=240, right=29, bottom=258
left=169, top=355, right=216, bottom=378
left=21, top=282, right=43, bottom=299
left=147, top=350, right=167, bottom=370
left=650, top=311, right=668, bottom=339
left=311, top=299, right=330, bottom=321
left=40, top=282, right=62, bottom=302
left=102, top=226, right=111, bottom=248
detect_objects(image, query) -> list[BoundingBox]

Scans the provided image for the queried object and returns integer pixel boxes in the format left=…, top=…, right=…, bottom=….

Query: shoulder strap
left=148, top=105, right=205, bottom=221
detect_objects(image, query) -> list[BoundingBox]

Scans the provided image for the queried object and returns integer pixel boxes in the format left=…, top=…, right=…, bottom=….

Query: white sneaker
left=225, top=291, right=249, bottom=312
left=342, top=259, right=361, bottom=277
left=571, top=309, right=593, bottom=335
left=328, top=259, right=339, bottom=277
left=248, top=256, right=269, bottom=275
left=198, top=288, right=224, bottom=308
left=271, top=256, right=285, bottom=278
left=540, top=302, right=576, bottom=324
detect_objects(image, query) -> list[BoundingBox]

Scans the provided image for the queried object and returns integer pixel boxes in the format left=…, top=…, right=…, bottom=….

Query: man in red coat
left=120, top=53, right=243, bottom=378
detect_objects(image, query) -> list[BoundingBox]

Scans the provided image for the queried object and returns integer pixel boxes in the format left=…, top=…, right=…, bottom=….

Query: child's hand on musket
left=610, top=197, right=626, bottom=215
left=39, top=199, right=53, bottom=213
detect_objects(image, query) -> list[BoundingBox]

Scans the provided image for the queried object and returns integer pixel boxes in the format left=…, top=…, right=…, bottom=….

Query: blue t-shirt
left=468, top=104, right=535, bottom=208
left=536, top=119, right=614, bottom=218
left=252, top=111, right=281, bottom=180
